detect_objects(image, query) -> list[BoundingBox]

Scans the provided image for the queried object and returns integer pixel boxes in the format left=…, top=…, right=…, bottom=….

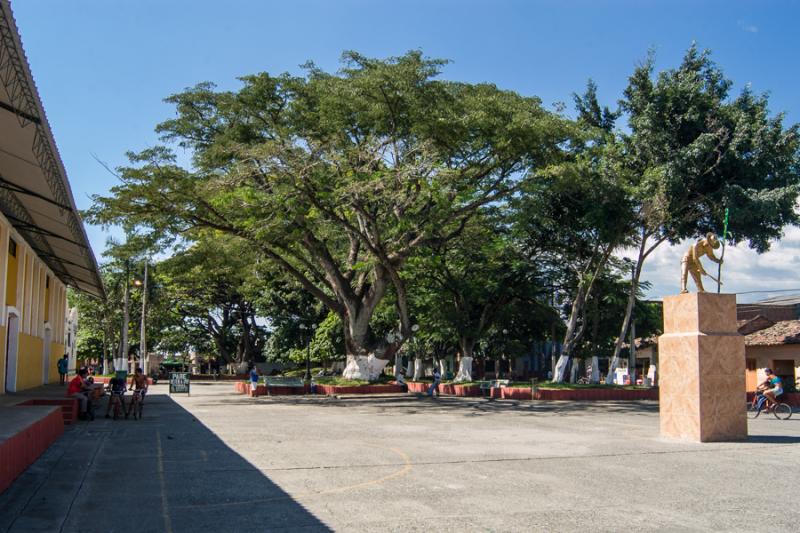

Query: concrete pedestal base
left=659, top=293, right=747, bottom=442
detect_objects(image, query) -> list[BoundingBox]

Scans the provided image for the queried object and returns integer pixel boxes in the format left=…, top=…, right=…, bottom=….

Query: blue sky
left=10, top=0, right=800, bottom=300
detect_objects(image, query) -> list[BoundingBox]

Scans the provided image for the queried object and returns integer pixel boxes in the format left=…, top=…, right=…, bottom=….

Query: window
left=9, top=238, right=17, bottom=257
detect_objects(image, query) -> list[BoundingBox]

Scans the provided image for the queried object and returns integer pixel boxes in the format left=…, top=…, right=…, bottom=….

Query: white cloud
left=738, top=20, right=759, bottom=33
left=630, top=226, right=800, bottom=303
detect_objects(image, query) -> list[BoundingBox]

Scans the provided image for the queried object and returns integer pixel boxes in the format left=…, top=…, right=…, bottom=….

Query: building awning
left=0, top=0, right=104, bottom=298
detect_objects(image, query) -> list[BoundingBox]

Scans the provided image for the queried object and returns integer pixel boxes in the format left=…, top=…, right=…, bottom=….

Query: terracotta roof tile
left=745, top=320, right=800, bottom=346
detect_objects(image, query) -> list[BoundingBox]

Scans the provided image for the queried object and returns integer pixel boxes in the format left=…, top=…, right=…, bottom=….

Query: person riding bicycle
left=125, top=367, right=148, bottom=418
left=762, top=368, right=783, bottom=409
left=104, top=375, right=127, bottom=419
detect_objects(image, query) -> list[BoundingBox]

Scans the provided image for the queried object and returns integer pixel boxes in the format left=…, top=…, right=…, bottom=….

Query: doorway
left=745, top=358, right=758, bottom=391
left=5, top=312, right=19, bottom=392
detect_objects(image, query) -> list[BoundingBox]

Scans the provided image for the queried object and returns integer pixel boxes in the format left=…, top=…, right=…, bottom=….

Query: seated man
left=395, top=368, right=407, bottom=392
left=66, top=368, right=94, bottom=421
left=104, top=375, right=127, bottom=419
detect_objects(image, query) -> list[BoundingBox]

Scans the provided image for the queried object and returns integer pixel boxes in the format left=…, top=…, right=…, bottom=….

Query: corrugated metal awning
left=0, top=0, right=104, bottom=298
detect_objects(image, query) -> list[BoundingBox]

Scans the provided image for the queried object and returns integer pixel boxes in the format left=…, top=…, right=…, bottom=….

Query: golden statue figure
left=680, top=232, right=723, bottom=293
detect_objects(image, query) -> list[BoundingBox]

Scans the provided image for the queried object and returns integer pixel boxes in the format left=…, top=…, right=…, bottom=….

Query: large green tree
left=514, top=133, right=636, bottom=382
left=605, top=45, right=800, bottom=382
left=410, top=209, right=554, bottom=381
left=88, top=51, right=568, bottom=380
left=158, top=234, right=268, bottom=366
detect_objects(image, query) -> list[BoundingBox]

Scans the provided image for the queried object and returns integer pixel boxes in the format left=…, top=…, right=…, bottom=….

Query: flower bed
left=407, top=382, right=481, bottom=396
left=406, top=382, right=429, bottom=393
left=233, top=382, right=263, bottom=396
left=532, top=387, right=658, bottom=401
left=501, top=387, right=532, bottom=400
left=453, top=384, right=482, bottom=397
left=314, top=383, right=405, bottom=395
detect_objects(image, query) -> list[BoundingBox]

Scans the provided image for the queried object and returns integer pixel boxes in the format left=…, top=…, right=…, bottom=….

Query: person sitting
left=66, top=368, right=94, bottom=420
left=762, top=368, right=784, bottom=409
left=104, top=375, right=127, bottom=419
left=395, top=368, right=407, bottom=392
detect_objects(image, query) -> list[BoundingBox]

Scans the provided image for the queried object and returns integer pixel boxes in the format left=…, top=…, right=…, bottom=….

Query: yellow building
left=0, top=0, right=104, bottom=393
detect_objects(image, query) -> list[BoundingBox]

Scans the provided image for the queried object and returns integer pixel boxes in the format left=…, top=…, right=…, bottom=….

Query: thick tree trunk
left=607, top=241, right=646, bottom=385
left=590, top=356, right=600, bottom=383
left=569, top=360, right=579, bottom=383
left=394, top=353, right=404, bottom=377
left=606, top=232, right=666, bottom=385
left=341, top=315, right=394, bottom=381
left=413, top=358, right=424, bottom=381
left=455, top=337, right=475, bottom=382
left=454, top=357, right=473, bottom=382
left=342, top=353, right=389, bottom=381
left=554, top=242, right=616, bottom=382
left=553, top=284, right=586, bottom=382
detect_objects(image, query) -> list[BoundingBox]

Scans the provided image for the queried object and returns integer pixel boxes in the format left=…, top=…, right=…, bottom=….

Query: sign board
left=169, top=372, right=190, bottom=395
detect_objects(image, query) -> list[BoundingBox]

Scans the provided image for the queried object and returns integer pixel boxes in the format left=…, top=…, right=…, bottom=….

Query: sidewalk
left=0, top=384, right=330, bottom=533
left=0, top=383, right=72, bottom=408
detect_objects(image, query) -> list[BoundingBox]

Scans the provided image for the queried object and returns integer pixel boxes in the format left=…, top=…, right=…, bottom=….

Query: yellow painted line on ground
left=156, top=430, right=173, bottom=533
left=315, top=444, right=412, bottom=495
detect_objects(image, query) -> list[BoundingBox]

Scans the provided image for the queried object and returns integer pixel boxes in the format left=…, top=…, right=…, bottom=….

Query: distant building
left=630, top=295, right=800, bottom=392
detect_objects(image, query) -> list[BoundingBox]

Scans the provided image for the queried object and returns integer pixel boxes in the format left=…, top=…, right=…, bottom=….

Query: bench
left=263, top=376, right=306, bottom=395
left=479, top=379, right=510, bottom=398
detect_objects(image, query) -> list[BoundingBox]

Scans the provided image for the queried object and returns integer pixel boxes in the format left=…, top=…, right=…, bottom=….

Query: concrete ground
left=1, top=382, right=799, bottom=532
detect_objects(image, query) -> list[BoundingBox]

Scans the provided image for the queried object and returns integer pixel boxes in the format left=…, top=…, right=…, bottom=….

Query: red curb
left=0, top=407, right=64, bottom=494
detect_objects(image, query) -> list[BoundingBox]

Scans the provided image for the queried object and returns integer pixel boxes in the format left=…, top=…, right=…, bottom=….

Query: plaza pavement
left=1, top=382, right=799, bottom=532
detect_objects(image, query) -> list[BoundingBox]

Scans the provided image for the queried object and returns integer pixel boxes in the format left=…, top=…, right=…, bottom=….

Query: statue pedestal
left=659, top=293, right=747, bottom=442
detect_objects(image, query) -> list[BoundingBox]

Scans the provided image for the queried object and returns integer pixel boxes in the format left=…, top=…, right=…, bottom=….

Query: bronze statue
left=680, top=232, right=723, bottom=293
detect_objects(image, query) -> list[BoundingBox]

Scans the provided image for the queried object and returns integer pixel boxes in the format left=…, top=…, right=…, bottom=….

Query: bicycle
left=126, top=389, right=146, bottom=420
left=105, top=389, right=126, bottom=420
left=748, top=391, right=792, bottom=420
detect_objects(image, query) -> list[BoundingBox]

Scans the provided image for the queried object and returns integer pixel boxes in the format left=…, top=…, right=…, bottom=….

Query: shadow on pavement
left=746, top=434, right=800, bottom=444
left=195, top=393, right=660, bottom=417
left=0, top=392, right=331, bottom=533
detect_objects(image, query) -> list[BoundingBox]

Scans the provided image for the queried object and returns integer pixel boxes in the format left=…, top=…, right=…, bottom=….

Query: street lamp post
left=501, top=329, right=508, bottom=379
left=300, top=323, right=317, bottom=381
left=117, top=259, right=131, bottom=376
left=134, top=261, right=148, bottom=375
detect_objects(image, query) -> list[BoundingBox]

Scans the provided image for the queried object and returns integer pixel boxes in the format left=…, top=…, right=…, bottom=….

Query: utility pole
left=118, top=259, right=130, bottom=375
left=139, top=261, right=148, bottom=375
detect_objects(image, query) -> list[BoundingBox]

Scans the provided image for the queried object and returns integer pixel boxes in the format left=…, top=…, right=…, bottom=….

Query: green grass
left=281, top=367, right=324, bottom=378
left=314, top=376, right=370, bottom=386
left=313, top=375, right=395, bottom=386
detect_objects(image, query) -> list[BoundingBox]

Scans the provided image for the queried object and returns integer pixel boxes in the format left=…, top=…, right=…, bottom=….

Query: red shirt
left=67, top=375, right=84, bottom=395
